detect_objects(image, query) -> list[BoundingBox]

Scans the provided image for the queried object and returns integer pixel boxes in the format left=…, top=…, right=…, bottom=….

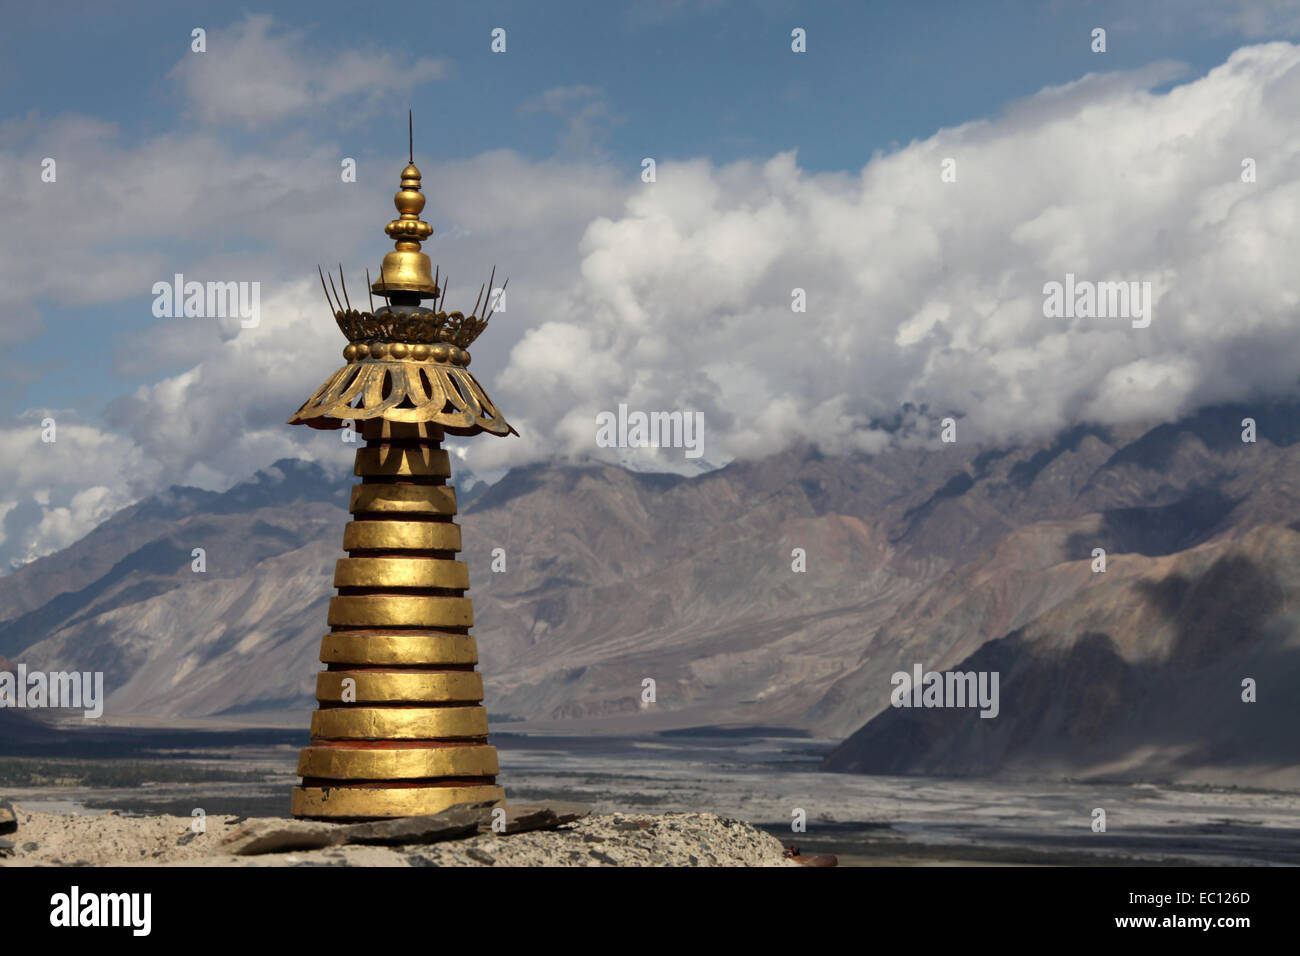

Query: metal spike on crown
left=317, top=265, right=506, bottom=351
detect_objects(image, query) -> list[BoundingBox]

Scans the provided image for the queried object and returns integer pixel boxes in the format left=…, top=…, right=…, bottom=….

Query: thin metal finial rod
left=483, top=266, right=497, bottom=318
left=486, top=273, right=507, bottom=322
left=338, top=264, right=351, bottom=311
left=318, top=265, right=338, bottom=313
left=409, top=109, right=413, bottom=165
left=328, top=271, right=345, bottom=316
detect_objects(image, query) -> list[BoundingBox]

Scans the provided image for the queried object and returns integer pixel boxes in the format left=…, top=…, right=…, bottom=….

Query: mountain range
left=2, top=402, right=1298, bottom=786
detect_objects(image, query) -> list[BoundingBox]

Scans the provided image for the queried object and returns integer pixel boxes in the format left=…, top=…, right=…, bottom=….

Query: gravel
left=0, top=805, right=797, bottom=867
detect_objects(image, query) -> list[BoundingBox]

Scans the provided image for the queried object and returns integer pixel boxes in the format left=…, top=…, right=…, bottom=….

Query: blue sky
left=0, top=1, right=1282, bottom=415
left=0, top=1, right=1273, bottom=171
left=4, top=0, right=1300, bottom=569
left=6, top=3, right=1279, bottom=163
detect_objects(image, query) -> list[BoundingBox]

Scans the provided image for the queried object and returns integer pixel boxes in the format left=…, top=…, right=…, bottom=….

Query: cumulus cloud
left=0, top=416, right=160, bottom=571
left=466, top=43, right=1300, bottom=472
left=10, top=38, right=1300, bottom=570
left=169, top=14, right=448, bottom=128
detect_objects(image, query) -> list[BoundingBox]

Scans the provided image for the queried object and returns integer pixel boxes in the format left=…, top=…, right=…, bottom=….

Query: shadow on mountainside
left=822, top=552, right=1299, bottom=779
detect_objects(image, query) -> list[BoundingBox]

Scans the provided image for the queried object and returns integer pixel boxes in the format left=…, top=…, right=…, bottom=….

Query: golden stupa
left=287, top=119, right=516, bottom=819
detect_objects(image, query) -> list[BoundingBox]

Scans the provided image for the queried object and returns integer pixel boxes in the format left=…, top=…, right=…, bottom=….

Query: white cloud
left=169, top=14, right=448, bottom=128
left=519, top=85, right=625, bottom=156
left=469, top=43, right=1300, bottom=471
left=10, top=38, right=1300, bottom=570
left=0, top=417, right=159, bottom=570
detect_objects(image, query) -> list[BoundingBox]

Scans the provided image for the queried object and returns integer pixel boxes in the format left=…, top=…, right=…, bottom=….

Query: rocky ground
left=0, top=800, right=801, bottom=867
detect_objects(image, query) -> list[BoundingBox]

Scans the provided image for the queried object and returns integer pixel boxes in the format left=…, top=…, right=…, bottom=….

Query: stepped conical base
left=291, top=419, right=504, bottom=820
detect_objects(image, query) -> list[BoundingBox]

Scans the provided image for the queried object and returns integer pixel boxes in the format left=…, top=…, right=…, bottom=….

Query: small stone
left=343, top=801, right=494, bottom=846
left=0, top=800, right=17, bottom=836
left=222, top=820, right=343, bottom=856
left=480, top=801, right=590, bottom=836
left=223, top=801, right=497, bottom=855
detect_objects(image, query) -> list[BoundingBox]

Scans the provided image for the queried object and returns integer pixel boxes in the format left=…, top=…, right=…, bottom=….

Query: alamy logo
left=0, top=664, right=104, bottom=718
left=595, top=403, right=704, bottom=459
left=50, top=886, right=151, bottom=936
left=890, top=663, right=999, bottom=718
left=1042, top=272, right=1152, bottom=328
left=151, top=273, right=260, bottom=328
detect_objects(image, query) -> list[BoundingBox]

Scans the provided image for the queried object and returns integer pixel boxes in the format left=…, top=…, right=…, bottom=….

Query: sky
left=3, top=0, right=1300, bottom=570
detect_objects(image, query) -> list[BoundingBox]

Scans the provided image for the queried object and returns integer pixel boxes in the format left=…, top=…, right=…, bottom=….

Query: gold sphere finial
left=393, top=165, right=427, bottom=221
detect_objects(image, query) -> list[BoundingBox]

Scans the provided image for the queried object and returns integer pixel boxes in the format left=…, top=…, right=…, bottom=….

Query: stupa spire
left=287, top=120, right=516, bottom=819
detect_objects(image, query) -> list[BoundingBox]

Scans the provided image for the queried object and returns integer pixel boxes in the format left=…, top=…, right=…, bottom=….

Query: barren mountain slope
left=2, top=401, right=1297, bottom=788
